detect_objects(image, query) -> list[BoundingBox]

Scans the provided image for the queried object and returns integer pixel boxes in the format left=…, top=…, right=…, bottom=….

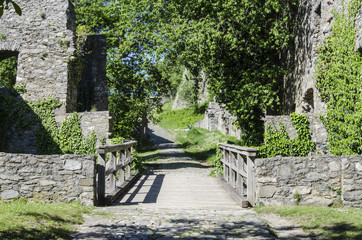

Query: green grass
left=156, top=103, right=206, bottom=130
left=0, top=199, right=92, bottom=240
left=155, top=101, right=241, bottom=165
left=255, top=205, right=362, bottom=239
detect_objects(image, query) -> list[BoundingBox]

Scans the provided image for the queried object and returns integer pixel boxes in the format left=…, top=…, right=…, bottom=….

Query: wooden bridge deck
left=114, top=124, right=240, bottom=209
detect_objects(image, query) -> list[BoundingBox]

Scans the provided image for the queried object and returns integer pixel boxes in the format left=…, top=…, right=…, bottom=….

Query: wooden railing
left=96, top=141, right=138, bottom=206
left=218, top=143, right=258, bottom=207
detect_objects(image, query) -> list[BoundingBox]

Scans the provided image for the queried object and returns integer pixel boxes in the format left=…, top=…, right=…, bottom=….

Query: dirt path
left=73, top=123, right=318, bottom=240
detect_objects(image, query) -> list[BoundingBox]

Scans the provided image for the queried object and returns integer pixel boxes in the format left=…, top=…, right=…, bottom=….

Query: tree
left=73, top=0, right=296, bottom=143
left=0, top=0, right=21, bottom=17
left=73, top=0, right=172, bottom=138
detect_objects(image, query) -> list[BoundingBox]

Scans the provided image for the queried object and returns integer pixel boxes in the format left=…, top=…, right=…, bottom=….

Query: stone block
left=356, top=162, right=362, bottom=172
left=328, top=161, right=340, bottom=172
left=39, top=180, right=56, bottom=186
left=292, top=186, right=312, bottom=195
left=258, top=177, right=277, bottom=183
left=79, top=178, right=94, bottom=186
left=259, top=186, right=277, bottom=198
left=64, top=160, right=82, bottom=170
left=0, top=190, right=19, bottom=199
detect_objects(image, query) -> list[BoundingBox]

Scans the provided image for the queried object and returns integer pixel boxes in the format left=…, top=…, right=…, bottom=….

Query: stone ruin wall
left=0, top=152, right=96, bottom=206
left=282, top=0, right=362, bottom=114
left=194, top=101, right=241, bottom=140
left=0, top=0, right=112, bottom=153
left=264, top=114, right=329, bottom=152
left=255, top=155, right=362, bottom=208
left=0, top=0, right=77, bottom=113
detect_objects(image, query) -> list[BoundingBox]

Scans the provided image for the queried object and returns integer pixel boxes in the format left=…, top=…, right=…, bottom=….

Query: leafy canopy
left=73, top=0, right=296, bottom=142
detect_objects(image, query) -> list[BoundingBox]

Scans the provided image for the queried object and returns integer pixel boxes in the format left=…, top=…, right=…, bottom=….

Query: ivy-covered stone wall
left=264, top=114, right=328, bottom=153
left=0, top=152, right=96, bottom=206
left=282, top=0, right=362, bottom=115
left=255, top=155, right=362, bottom=208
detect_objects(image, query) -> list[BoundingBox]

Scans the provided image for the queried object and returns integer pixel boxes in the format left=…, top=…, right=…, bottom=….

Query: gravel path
left=73, top=123, right=316, bottom=240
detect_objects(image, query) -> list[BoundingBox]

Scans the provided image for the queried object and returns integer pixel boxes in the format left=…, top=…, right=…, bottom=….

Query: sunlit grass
left=0, top=199, right=92, bottom=240
left=155, top=102, right=240, bottom=163
left=255, top=205, right=362, bottom=239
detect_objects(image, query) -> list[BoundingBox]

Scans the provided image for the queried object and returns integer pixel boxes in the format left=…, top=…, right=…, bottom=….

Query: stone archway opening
left=302, top=88, right=314, bottom=113
left=0, top=50, right=18, bottom=88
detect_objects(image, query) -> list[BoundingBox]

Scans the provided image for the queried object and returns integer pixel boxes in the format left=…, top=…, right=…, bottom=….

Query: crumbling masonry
left=0, top=0, right=112, bottom=153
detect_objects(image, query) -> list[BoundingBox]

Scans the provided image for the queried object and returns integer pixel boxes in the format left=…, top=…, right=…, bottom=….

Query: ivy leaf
left=11, top=1, right=21, bottom=16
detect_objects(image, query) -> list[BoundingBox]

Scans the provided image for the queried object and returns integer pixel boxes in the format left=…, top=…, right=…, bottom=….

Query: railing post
left=97, top=153, right=106, bottom=206
left=126, top=148, right=131, bottom=179
left=236, top=153, right=243, bottom=196
left=247, top=155, right=255, bottom=206
left=108, top=152, right=117, bottom=193
left=224, top=149, right=229, bottom=182
left=118, top=149, right=125, bottom=185
left=230, top=152, right=236, bottom=188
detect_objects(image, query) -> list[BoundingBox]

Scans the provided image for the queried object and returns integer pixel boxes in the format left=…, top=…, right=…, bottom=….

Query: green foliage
left=31, top=98, right=63, bottom=154
left=0, top=0, right=21, bottom=18
left=73, top=0, right=172, bottom=139
left=259, top=113, right=315, bottom=157
left=72, top=0, right=296, bottom=142
left=0, top=88, right=96, bottom=154
left=315, top=0, right=362, bottom=155
left=0, top=56, right=17, bottom=88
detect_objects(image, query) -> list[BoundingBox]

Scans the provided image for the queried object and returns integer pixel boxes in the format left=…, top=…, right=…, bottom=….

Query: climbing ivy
left=0, top=56, right=17, bottom=88
left=0, top=89, right=96, bottom=155
left=258, top=113, right=315, bottom=158
left=315, top=0, right=362, bottom=155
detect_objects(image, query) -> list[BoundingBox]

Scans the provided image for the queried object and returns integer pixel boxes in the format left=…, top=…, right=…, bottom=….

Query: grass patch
left=155, top=103, right=205, bottom=131
left=0, top=199, right=92, bottom=240
left=255, top=205, right=362, bottom=239
left=154, top=101, right=241, bottom=169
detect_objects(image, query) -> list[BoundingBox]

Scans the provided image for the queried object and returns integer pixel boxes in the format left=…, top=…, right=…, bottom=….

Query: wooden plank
left=236, top=153, right=243, bottom=196
left=108, top=152, right=117, bottom=193
left=247, top=155, right=255, bottom=206
left=219, top=142, right=258, bottom=152
left=97, top=154, right=106, bottom=206
left=105, top=171, right=141, bottom=206
left=96, top=141, right=137, bottom=154
left=118, top=149, right=125, bottom=185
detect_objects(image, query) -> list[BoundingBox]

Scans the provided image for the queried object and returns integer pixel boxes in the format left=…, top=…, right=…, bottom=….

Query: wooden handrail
left=96, top=141, right=138, bottom=206
left=219, top=143, right=257, bottom=206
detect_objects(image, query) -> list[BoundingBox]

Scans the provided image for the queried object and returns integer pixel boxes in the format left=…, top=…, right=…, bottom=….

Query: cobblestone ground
left=73, top=124, right=314, bottom=240
left=74, top=206, right=274, bottom=239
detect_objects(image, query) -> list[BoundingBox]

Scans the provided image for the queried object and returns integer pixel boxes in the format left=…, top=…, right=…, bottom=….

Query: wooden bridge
left=73, top=124, right=313, bottom=239
left=95, top=124, right=257, bottom=209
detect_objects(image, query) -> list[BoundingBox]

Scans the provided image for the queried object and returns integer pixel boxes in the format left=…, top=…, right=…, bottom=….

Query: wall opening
left=302, top=88, right=314, bottom=113
left=0, top=50, right=18, bottom=88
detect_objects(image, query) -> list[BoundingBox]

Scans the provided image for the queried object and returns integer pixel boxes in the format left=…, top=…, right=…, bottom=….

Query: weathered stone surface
left=0, top=153, right=96, bottom=205
left=194, top=101, right=241, bottom=139
left=259, top=186, right=277, bottom=198
left=0, top=0, right=76, bottom=111
left=255, top=155, right=362, bottom=208
left=264, top=114, right=329, bottom=153
left=342, top=157, right=362, bottom=207
left=0, top=0, right=112, bottom=154
left=0, top=190, right=19, bottom=200
left=64, top=159, right=82, bottom=170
